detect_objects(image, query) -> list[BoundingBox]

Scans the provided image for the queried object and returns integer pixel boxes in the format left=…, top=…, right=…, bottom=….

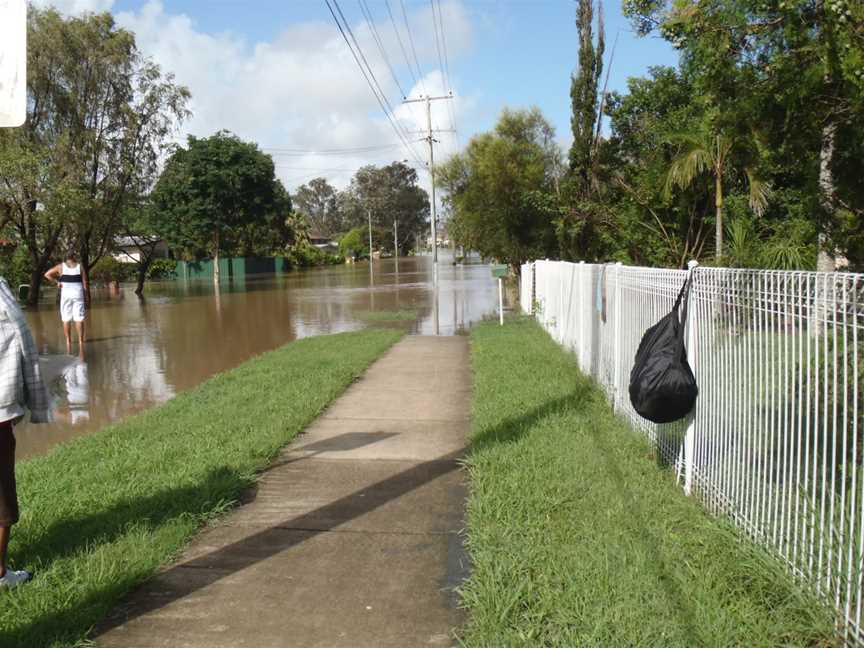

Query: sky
left=34, top=0, right=678, bottom=194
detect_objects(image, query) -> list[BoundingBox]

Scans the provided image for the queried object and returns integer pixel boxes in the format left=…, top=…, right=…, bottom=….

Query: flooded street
left=17, top=254, right=506, bottom=459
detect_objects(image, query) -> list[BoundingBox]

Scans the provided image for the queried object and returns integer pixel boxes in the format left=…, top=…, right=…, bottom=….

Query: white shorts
left=60, top=295, right=86, bottom=322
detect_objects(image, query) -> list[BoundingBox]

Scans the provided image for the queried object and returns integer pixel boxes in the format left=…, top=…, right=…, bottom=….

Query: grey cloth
left=0, top=278, right=52, bottom=424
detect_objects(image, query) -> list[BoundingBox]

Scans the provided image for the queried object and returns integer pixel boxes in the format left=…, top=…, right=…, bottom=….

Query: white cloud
left=32, top=0, right=115, bottom=14
left=110, top=0, right=473, bottom=195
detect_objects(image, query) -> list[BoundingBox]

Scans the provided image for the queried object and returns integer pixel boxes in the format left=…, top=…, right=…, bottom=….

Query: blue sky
left=47, top=0, right=678, bottom=189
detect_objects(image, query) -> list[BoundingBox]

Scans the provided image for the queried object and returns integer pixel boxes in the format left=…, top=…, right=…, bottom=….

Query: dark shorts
left=0, top=421, right=18, bottom=526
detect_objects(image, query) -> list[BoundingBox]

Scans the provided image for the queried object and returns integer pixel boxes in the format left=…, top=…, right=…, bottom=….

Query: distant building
left=113, top=236, right=170, bottom=263
left=308, top=231, right=339, bottom=253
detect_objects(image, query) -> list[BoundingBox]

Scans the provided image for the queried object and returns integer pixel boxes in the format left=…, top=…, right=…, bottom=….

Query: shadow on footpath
left=1, top=431, right=406, bottom=647
left=1, top=466, right=251, bottom=648
left=89, top=449, right=466, bottom=640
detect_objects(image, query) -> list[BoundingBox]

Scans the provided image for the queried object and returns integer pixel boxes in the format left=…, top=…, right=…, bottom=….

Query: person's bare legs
left=0, top=525, right=9, bottom=578
left=63, top=321, right=72, bottom=355
left=75, top=321, right=85, bottom=357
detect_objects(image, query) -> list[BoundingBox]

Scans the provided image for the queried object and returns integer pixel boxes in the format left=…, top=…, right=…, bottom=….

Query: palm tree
left=664, top=129, right=769, bottom=261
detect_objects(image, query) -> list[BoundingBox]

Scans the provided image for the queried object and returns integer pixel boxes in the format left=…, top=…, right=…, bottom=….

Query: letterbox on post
left=491, top=264, right=507, bottom=325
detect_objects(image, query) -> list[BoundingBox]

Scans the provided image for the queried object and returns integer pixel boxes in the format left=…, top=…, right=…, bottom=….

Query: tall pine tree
left=569, top=0, right=605, bottom=190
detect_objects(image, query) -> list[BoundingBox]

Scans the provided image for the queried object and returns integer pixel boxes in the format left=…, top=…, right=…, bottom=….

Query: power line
left=434, top=0, right=458, bottom=141
left=263, top=142, right=419, bottom=156
left=384, top=0, right=419, bottom=89
left=398, top=0, right=427, bottom=97
left=330, top=0, right=422, bottom=160
left=324, top=0, right=424, bottom=166
left=358, top=0, right=425, bottom=130
left=358, top=0, right=407, bottom=99
left=429, top=0, right=446, bottom=90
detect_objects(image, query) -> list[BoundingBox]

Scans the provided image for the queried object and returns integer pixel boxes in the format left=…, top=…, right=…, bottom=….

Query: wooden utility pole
left=402, top=94, right=453, bottom=281
left=367, top=208, right=373, bottom=258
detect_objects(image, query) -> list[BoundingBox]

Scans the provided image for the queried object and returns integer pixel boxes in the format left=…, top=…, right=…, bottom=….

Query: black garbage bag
left=628, top=276, right=698, bottom=424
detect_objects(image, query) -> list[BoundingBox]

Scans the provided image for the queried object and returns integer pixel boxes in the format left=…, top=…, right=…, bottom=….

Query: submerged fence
left=522, top=260, right=864, bottom=642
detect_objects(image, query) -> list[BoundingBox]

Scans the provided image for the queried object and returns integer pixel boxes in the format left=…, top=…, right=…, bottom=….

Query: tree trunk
left=715, top=172, right=724, bottom=262
left=27, top=266, right=43, bottom=307
left=135, top=257, right=151, bottom=297
left=817, top=118, right=837, bottom=272
left=213, top=230, right=221, bottom=285
left=80, top=246, right=92, bottom=305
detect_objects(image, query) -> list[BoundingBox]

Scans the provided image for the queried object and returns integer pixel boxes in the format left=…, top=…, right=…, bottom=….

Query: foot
left=0, top=569, right=31, bottom=589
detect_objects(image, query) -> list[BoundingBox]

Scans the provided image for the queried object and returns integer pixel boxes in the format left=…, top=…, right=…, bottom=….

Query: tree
left=437, top=108, right=561, bottom=271
left=623, top=0, right=864, bottom=268
left=0, top=8, right=189, bottom=305
left=339, top=227, right=367, bottom=259
left=231, top=180, right=294, bottom=257
left=664, top=126, right=769, bottom=260
left=293, top=178, right=341, bottom=237
left=338, top=162, right=429, bottom=255
left=569, top=0, right=605, bottom=187
left=120, top=198, right=164, bottom=296
left=151, top=132, right=281, bottom=283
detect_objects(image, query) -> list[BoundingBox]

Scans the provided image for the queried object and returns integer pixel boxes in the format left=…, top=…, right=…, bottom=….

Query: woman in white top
left=44, top=252, right=89, bottom=356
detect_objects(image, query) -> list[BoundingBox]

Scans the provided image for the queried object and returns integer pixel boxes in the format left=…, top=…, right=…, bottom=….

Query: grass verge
left=0, top=328, right=402, bottom=648
left=461, top=317, right=834, bottom=647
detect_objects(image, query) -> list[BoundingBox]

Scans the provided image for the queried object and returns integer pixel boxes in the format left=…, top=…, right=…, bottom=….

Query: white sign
left=0, top=0, right=27, bottom=127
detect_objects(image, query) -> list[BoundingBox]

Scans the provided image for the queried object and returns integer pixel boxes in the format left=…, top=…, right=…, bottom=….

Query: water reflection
left=17, top=253, right=504, bottom=458
left=63, top=359, right=90, bottom=424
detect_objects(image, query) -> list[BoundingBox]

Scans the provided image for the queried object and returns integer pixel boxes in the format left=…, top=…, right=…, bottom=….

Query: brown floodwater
left=16, top=253, right=509, bottom=459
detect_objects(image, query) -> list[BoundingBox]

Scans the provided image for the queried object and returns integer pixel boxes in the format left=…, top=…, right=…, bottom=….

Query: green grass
left=0, top=328, right=402, bottom=648
left=460, top=317, right=834, bottom=647
left=357, top=309, right=418, bottom=321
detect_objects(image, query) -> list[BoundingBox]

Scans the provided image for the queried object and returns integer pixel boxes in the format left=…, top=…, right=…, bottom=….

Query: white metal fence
left=522, top=259, right=864, bottom=643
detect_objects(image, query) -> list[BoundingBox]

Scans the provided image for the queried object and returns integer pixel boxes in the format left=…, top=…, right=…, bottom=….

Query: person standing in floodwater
left=44, top=252, right=89, bottom=356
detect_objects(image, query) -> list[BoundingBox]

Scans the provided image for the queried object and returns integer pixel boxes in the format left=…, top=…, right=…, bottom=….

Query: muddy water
left=17, top=254, right=508, bottom=459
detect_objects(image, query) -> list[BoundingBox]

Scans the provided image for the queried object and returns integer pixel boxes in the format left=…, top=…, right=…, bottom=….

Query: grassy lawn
left=0, top=328, right=402, bottom=648
left=461, top=317, right=834, bottom=647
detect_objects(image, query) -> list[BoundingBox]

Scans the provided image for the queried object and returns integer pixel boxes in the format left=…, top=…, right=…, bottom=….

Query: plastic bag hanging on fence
left=628, top=276, right=698, bottom=424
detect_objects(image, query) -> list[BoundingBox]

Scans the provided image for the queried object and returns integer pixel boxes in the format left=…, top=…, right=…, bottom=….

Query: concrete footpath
left=97, top=336, right=471, bottom=648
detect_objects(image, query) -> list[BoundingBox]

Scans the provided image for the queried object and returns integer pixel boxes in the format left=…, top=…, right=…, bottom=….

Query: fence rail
left=522, top=259, right=864, bottom=643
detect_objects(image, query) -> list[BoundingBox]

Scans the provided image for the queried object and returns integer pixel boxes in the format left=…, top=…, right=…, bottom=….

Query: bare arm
left=44, top=264, right=62, bottom=283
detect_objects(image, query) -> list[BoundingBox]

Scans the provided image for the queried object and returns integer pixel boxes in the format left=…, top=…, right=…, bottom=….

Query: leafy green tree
left=293, top=178, right=341, bottom=237
left=339, top=227, right=367, bottom=259
left=437, top=108, right=561, bottom=271
left=338, top=162, right=428, bottom=255
left=663, top=126, right=769, bottom=260
left=151, top=132, right=281, bottom=282
left=231, top=180, right=294, bottom=256
left=119, top=198, right=166, bottom=296
left=0, top=8, right=189, bottom=304
left=558, top=66, right=710, bottom=267
left=623, top=0, right=864, bottom=268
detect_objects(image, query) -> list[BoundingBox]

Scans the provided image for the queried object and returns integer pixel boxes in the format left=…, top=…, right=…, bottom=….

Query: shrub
left=286, top=245, right=342, bottom=268
left=147, top=258, right=177, bottom=280
left=339, top=227, right=367, bottom=259
left=89, top=257, right=132, bottom=283
left=0, top=245, right=32, bottom=290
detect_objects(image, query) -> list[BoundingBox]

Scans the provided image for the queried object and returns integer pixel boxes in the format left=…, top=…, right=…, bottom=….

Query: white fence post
left=612, top=262, right=623, bottom=412
left=682, top=260, right=699, bottom=496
